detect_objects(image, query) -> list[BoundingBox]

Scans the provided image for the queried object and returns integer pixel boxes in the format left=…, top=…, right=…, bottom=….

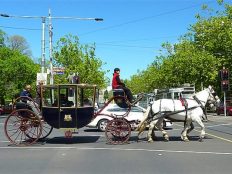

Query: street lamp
left=0, top=12, right=103, bottom=84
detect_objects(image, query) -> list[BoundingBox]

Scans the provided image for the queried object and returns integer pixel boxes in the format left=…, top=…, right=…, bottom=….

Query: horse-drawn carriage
left=4, top=84, right=143, bottom=146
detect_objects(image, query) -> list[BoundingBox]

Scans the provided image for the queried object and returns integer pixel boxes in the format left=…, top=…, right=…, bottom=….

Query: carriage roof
left=43, top=83, right=97, bottom=88
left=41, top=83, right=98, bottom=109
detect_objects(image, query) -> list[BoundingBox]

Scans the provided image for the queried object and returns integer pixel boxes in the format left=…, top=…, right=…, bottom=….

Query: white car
left=87, top=104, right=172, bottom=131
left=87, top=104, right=145, bottom=131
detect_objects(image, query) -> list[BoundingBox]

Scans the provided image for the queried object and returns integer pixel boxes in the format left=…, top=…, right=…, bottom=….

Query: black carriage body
left=41, top=84, right=97, bottom=129
left=42, top=107, right=94, bottom=129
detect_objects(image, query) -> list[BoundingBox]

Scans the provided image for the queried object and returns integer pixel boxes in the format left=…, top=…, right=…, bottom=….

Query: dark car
left=0, top=107, right=3, bottom=115
left=216, top=103, right=232, bottom=116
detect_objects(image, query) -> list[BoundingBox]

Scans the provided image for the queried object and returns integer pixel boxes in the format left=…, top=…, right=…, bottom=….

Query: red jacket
left=112, top=73, right=124, bottom=89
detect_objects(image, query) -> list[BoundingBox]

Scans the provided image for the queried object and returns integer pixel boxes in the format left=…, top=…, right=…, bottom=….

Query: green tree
left=0, top=29, right=6, bottom=47
left=0, top=47, right=39, bottom=103
left=127, top=1, right=230, bottom=94
left=190, top=2, right=232, bottom=69
left=53, top=34, right=107, bottom=88
left=7, top=35, right=32, bottom=56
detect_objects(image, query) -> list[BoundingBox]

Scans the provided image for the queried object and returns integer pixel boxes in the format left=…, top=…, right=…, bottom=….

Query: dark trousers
left=117, top=86, right=134, bottom=103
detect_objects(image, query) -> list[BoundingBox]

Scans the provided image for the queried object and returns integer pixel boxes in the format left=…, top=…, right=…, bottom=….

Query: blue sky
left=0, top=0, right=228, bottom=80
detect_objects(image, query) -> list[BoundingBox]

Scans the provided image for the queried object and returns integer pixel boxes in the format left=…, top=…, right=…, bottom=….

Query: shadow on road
left=44, top=136, right=100, bottom=144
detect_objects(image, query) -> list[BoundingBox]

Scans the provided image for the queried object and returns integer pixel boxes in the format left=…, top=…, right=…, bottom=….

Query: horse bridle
left=193, top=87, right=219, bottom=109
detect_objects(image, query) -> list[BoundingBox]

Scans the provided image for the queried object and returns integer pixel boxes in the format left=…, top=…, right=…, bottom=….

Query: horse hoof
left=180, top=135, right=184, bottom=140
left=164, top=139, right=169, bottom=142
left=199, top=138, right=204, bottom=142
left=183, top=138, right=189, bottom=142
left=148, top=139, right=153, bottom=143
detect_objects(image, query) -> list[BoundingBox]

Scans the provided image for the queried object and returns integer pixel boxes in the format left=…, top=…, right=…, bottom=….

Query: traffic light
left=220, top=69, right=229, bottom=80
left=220, top=68, right=230, bottom=91
left=221, top=80, right=229, bottom=91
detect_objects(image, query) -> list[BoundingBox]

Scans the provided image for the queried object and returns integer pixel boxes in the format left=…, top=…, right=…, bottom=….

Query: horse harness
left=148, top=95, right=206, bottom=123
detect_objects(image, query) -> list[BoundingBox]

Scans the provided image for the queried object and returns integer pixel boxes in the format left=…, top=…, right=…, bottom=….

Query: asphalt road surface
left=0, top=114, right=232, bottom=174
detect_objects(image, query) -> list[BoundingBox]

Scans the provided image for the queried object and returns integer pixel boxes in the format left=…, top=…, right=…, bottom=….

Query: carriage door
left=59, top=85, right=77, bottom=128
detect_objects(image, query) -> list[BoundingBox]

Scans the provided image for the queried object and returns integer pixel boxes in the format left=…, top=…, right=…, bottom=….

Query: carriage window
left=42, top=87, right=58, bottom=107
left=59, top=87, right=75, bottom=107
left=77, top=87, right=95, bottom=107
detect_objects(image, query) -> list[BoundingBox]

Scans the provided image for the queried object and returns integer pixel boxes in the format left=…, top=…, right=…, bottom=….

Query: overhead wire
left=0, top=25, right=41, bottom=31
left=79, top=0, right=215, bottom=36
left=0, top=0, right=216, bottom=50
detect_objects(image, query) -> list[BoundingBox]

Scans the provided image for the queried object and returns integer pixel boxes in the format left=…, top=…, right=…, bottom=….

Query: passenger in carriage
left=20, top=85, right=33, bottom=99
left=112, top=68, right=134, bottom=103
left=20, top=85, right=40, bottom=116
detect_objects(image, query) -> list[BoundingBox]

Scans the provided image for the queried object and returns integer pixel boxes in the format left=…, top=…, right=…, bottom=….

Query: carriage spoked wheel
left=37, top=119, right=53, bottom=140
left=25, top=119, right=53, bottom=140
left=105, top=118, right=131, bottom=145
left=4, top=109, right=42, bottom=146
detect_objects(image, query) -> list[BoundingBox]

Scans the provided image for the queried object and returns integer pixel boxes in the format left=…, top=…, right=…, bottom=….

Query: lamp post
left=0, top=13, right=46, bottom=74
left=0, top=12, right=103, bottom=84
left=47, top=9, right=103, bottom=85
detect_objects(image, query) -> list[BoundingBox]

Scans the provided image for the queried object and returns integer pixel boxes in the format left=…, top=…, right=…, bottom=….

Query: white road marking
left=0, top=146, right=231, bottom=156
left=175, top=123, right=232, bottom=143
left=205, top=123, right=232, bottom=128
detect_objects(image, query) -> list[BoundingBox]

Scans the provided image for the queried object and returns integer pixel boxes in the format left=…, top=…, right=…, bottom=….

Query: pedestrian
left=112, top=68, right=134, bottom=103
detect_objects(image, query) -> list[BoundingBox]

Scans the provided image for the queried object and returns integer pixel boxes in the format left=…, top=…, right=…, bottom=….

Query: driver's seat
left=113, top=89, right=129, bottom=108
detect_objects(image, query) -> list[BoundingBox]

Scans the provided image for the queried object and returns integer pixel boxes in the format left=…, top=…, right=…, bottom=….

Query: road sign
left=37, top=73, right=47, bottom=85
left=53, top=67, right=65, bottom=75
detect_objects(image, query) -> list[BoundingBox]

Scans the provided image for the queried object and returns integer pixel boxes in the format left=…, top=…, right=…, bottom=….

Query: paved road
left=0, top=114, right=232, bottom=174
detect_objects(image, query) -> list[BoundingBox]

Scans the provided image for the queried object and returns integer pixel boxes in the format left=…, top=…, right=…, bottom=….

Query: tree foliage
left=53, top=34, right=107, bottom=88
left=0, top=47, right=39, bottom=103
left=0, top=29, right=6, bottom=47
left=126, top=1, right=231, bottom=94
left=7, top=35, right=32, bottom=56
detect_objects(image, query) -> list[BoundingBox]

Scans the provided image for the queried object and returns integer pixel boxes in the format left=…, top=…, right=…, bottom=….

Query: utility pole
left=0, top=12, right=103, bottom=85
left=46, top=11, right=103, bottom=85
left=48, top=9, right=54, bottom=85
left=41, top=17, right=46, bottom=74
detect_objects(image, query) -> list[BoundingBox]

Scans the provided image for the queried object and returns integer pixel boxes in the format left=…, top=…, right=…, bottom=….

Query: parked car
left=216, top=103, right=232, bottom=116
left=87, top=104, right=172, bottom=131
left=0, top=107, right=3, bottom=115
left=0, top=103, right=14, bottom=115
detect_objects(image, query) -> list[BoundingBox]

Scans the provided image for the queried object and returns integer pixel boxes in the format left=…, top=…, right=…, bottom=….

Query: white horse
left=136, top=86, right=220, bottom=142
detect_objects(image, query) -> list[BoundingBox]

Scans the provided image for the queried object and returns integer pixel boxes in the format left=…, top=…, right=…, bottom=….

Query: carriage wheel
left=105, top=118, right=131, bottom=145
left=39, top=119, right=53, bottom=140
left=4, top=109, right=42, bottom=146
left=25, top=119, right=53, bottom=140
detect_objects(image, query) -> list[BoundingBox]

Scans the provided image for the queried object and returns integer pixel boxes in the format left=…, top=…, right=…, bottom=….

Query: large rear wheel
left=4, top=109, right=42, bottom=146
left=105, top=118, right=131, bottom=145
